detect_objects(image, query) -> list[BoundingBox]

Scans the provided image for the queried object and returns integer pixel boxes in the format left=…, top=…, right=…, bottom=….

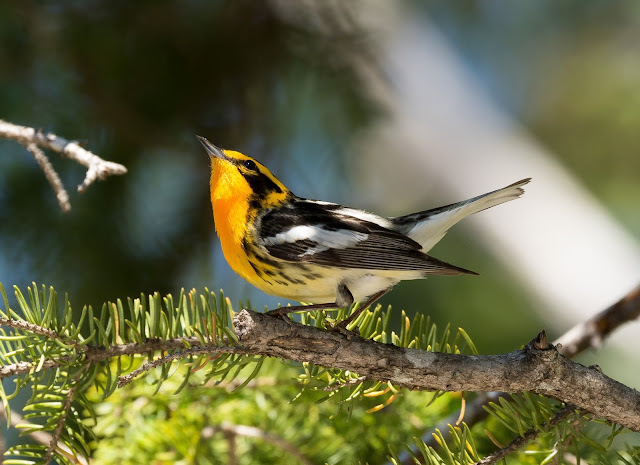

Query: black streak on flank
left=248, top=260, right=265, bottom=278
left=277, top=272, right=306, bottom=286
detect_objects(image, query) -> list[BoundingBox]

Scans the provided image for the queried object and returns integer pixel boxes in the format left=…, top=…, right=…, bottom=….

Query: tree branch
left=43, top=386, right=76, bottom=465
left=0, top=408, right=88, bottom=465
left=25, top=142, right=71, bottom=213
left=0, top=119, right=127, bottom=211
left=474, top=404, right=578, bottom=465
left=401, top=282, right=640, bottom=464
left=116, top=346, right=231, bottom=387
left=3, top=295, right=640, bottom=450
left=234, top=310, right=640, bottom=432
left=0, top=333, right=246, bottom=380
left=0, top=317, right=66, bottom=340
left=556, top=284, right=640, bottom=358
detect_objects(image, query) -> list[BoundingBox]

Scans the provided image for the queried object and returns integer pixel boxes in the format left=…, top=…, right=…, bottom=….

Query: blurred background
left=1, top=0, right=640, bottom=380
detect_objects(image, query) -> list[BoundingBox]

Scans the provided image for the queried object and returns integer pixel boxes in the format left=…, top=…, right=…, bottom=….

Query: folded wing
left=260, top=200, right=475, bottom=275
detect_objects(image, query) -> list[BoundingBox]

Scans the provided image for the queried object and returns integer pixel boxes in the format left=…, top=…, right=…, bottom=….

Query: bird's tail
left=392, top=178, right=530, bottom=252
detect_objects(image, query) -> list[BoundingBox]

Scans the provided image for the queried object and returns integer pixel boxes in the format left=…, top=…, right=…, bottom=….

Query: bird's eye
left=243, top=160, right=257, bottom=171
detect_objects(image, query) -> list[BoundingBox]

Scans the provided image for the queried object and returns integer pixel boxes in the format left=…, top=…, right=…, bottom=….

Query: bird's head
left=197, top=136, right=290, bottom=208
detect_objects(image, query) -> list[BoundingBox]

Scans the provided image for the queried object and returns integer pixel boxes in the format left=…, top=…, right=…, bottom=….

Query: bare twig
left=25, top=143, right=71, bottom=212
left=203, top=423, right=313, bottom=465
left=474, top=405, right=577, bottom=465
left=556, top=284, right=640, bottom=358
left=0, top=119, right=127, bottom=211
left=223, top=427, right=238, bottom=465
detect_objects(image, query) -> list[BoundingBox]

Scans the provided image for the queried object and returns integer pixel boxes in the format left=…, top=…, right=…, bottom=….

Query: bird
left=198, top=135, right=529, bottom=330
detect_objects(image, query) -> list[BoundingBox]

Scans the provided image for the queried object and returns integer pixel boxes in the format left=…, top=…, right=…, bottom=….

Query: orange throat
left=210, top=171, right=260, bottom=285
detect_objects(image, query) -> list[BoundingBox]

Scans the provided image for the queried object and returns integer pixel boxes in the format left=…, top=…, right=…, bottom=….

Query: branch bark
left=3, top=301, right=640, bottom=439
left=0, top=333, right=245, bottom=380
left=234, top=310, right=640, bottom=432
left=556, top=284, right=640, bottom=358
left=402, top=282, right=640, bottom=464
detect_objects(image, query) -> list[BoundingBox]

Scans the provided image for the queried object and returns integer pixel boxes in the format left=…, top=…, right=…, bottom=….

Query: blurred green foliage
left=90, top=358, right=455, bottom=465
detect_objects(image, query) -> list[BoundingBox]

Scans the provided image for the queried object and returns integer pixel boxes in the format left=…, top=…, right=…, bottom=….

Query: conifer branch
left=404, top=283, right=640, bottom=464
left=116, top=346, right=238, bottom=387
left=0, top=331, right=244, bottom=380
left=234, top=311, right=640, bottom=432
left=0, top=119, right=127, bottom=211
left=43, top=387, right=76, bottom=465
left=0, top=408, right=88, bottom=465
left=2, top=284, right=639, bottom=464
left=0, top=317, right=66, bottom=341
left=474, top=404, right=578, bottom=465
left=0, top=359, right=72, bottom=379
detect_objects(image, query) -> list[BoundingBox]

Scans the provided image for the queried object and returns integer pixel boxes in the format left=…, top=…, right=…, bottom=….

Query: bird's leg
left=266, top=285, right=391, bottom=336
left=266, top=282, right=354, bottom=317
left=332, top=288, right=392, bottom=332
left=267, top=283, right=353, bottom=317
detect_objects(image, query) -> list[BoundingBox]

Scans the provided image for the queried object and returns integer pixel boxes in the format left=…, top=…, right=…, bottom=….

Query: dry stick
left=0, top=119, right=127, bottom=211
left=234, top=311, right=640, bottom=432
left=403, top=283, right=640, bottom=465
left=25, top=142, right=71, bottom=212
left=556, top=284, right=640, bottom=358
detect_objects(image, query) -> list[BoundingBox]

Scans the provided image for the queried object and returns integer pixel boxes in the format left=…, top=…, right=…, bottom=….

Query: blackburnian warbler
left=198, top=136, right=529, bottom=328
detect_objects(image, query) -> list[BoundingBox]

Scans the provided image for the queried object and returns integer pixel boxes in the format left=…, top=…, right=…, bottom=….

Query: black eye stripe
left=235, top=159, right=283, bottom=197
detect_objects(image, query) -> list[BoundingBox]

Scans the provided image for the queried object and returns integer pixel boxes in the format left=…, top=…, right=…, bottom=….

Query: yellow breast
left=210, top=162, right=261, bottom=286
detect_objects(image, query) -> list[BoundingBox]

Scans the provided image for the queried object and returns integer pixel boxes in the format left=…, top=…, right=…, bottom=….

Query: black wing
left=259, top=200, right=475, bottom=275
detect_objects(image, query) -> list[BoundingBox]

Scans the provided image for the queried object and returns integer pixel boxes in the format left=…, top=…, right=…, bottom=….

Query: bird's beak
left=196, top=135, right=227, bottom=160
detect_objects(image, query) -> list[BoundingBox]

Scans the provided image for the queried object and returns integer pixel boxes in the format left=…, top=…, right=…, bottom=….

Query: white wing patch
left=263, top=225, right=369, bottom=256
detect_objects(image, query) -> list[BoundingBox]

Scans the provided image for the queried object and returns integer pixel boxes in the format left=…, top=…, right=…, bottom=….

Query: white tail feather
left=403, top=178, right=530, bottom=252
